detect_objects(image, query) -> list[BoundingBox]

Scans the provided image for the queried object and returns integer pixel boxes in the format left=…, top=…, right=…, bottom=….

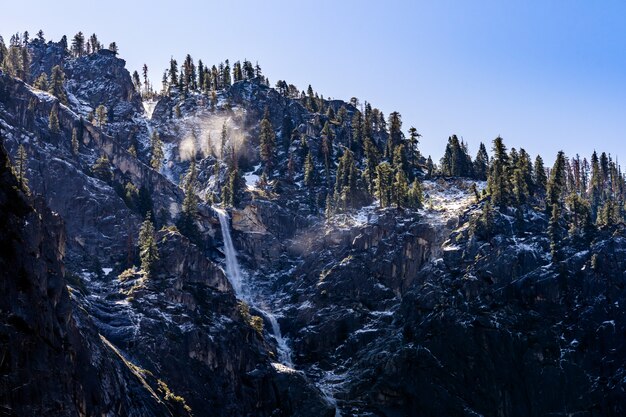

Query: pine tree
left=71, top=127, right=79, bottom=154
left=473, top=200, right=495, bottom=241
left=92, top=154, right=112, bottom=182
left=138, top=212, right=159, bottom=276
left=393, top=144, right=408, bottom=179
left=589, top=151, right=602, bottom=219
left=407, top=179, right=423, bottom=208
left=177, top=160, right=201, bottom=242
left=71, top=32, right=85, bottom=57
left=546, top=151, right=567, bottom=213
left=375, top=162, right=394, bottom=208
left=108, top=42, right=118, bottom=54
left=548, top=204, right=562, bottom=261
left=426, top=156, right=434, bottom=178
left=486, top=136, right=511, bottom=209
left=142, top=64, right=149, bottom=94
left=533, top=155, right=548, bottom=198
left=565, top=192, right=593, bottom=238
left=474, top=142, right=489, bottom=180
left=132, top=70, right=141, bottom=91
left=362, top=138, right=380, bottom=195
left=48, top=65, right=68, bottom=105
left=440, top=135, right=472, bottom=177
left=392, top=169, right=409, bottom=208
left=150, top=130, right=164, bottom=170
left=14, top=144, right=29, bottom=192
left=48, top=106, right=60, bottom=133
left=34, top=73, right=48, bottom=90
left=95, top=105, right=108, bottom=128
left=333, top=148, right=359, bottom=211
left=303, top=151, right=316, bottom=187
left=219, top=121, right=228, bottom=160
left=512, top=168, right=529, bottom=205
left=386, top=111, right=403, bottom=158
left=259, top=111, right=276, bottom=177
left=517, top=149, right=534, bottom=196
left=169, top=58, right=178, bottom=87
left=407, top=127, right=421, bottom=174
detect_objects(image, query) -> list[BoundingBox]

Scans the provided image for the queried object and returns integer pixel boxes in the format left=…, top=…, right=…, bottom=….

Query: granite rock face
left=1, top=38, right=626, bottom=417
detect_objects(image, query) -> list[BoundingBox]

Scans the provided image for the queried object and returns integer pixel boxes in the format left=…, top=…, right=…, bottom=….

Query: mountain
left=1, top=32, right=625, bottom=417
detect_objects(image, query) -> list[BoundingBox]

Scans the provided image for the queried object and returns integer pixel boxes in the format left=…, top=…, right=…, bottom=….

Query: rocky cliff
left=1, top=36, right=625, bottom=417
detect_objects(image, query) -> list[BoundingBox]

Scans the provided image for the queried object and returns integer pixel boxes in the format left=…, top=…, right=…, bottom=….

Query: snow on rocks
left=244, top=164, right=262, bottom=190
left=421, top=179, right=485, bottom=225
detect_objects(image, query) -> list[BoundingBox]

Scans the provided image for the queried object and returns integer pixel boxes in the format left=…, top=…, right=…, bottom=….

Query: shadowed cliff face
left=0, top=138, right=178, bottom=417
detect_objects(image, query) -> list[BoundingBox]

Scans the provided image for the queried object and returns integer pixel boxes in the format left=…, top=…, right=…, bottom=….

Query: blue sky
left=2, top=0, right=625, bottom=162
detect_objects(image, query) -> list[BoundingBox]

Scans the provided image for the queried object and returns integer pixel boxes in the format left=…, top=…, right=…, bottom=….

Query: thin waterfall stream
left=213, top=207, right=341, bottom=415
left=213, top=207, right=293, bottom=366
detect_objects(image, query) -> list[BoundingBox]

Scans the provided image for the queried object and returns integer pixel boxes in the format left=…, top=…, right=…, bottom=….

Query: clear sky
left=2, top=0, right=625, bottom=162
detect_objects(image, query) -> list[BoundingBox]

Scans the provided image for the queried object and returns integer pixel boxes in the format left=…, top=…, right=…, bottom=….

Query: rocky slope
left=1, top=36, right=626, bottom=417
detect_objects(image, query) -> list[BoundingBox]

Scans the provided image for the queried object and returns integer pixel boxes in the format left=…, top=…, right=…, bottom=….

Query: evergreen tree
left=182, top=54, right=196, bottom=90
left=333, top=148, right=359, bottom=211
left=219, top=121, right=228, bottom=160
left=142, top=64, right=149, bottom=94
left=138, top=212, right=159, bottom=276
left=386, top=111, right=403, bottom=158
left=597, top=199, right=620, bottom=227
left=33, top=72, right=48, bottom=90
left=517, top=148, right=534, bottom=196
left=132, top=70, right=141, bottom=92
left=259, top=111, right=276, bottom=177
left=169, top=58, right=178, bottom=87
left=546, top=151, right=567, bottom=213
left=197, top=60, right=205, bottom=89
left=95, top=104, right=108, bottom=127
left=407, top=179, right=423, bottom=208
left=407, top=127, right=421, bottom=174
left=486, top=136, right=511, bottom=209
left=71, top=32, right=85, bottom=57
left=150, top=130, right=164, bottom=170
left=351, top=111, right=363, bottom=154
left=548, top=204, right=562, bottom=261
left=108, top=42, right=118, bottom=54
left=362, top=138, right=380, bottom=195
left=473, top=200, right=495, bottom=241
left=473, top=142, right=489, bottom=180
left=92, top=154, right=112, bottom=182
left=393, top=143, right=408, bottom=179
left=303, top=151, right=316, bottom=187
left=440, top=135, right=472, bottom=177
left=176, top=160, right=201, bottom=242
left=426, top=156, right=434, bottom=178
left=565, top=192, right=593, bottom=238
left=392, top=169, right=409, bottom=208
left=375, top=162, right=394, bottom=208
left=14, top=144, right=29, bottom=192
left=589, top=151, right=602, bottom=219
left=48, top=106, right=60, bottom=133
left=71, top=127, right=79, bottom=154
left=533, top=155, right=548, bottom=198
left=48, top=65, right=68, bottom=105
left=512, top=167, right=529, bottom=205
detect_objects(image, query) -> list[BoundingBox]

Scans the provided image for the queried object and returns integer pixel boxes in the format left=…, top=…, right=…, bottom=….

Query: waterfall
left=214, top=207, right=243, bottom=295
left=213, top=207, right=293, bottom=366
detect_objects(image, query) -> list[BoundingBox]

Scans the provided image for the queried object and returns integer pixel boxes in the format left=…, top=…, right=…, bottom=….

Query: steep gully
left=213, top=207, right=341, bottom=415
